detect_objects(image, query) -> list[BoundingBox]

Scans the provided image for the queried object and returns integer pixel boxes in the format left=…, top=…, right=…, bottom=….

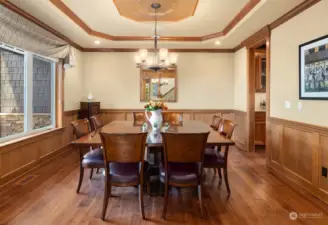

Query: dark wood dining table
left=71, top=120, right=235, bottom=195
left=71, top=120, right=235, bottom=148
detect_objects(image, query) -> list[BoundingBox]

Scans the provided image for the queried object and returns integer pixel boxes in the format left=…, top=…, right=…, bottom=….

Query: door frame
left=246, top=30, right=271, bottom=156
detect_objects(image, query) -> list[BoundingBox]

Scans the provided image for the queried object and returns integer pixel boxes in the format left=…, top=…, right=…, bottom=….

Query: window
left=0, top=44, right=56, bottom=142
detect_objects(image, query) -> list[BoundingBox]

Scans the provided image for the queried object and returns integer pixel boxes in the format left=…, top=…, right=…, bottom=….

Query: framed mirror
left=140, top=67, right=177, bottom=102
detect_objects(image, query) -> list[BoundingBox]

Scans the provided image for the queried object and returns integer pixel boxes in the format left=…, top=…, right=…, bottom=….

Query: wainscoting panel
left=283, top=127, right=313, bottom=183
left=268, top=117, right=328, bottom=203
left=234, top=110, right=247, bottom=151
left=269, top=123, right=283, bottom=165
left=0, top=111, right=78, bottom=186
left=319, top=135, right=328, bottom=193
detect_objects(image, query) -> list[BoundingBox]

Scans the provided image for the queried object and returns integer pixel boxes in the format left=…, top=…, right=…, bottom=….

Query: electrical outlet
left=322, top=167, right=328, bottom=178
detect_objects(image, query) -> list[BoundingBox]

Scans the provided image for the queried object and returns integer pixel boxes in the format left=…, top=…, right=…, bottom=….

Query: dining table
left=71, top=120, right=235, bottom=195
left=71, top=120, right=235, bottom=148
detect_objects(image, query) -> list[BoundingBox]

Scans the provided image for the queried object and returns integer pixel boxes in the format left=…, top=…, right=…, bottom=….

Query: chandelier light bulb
left=139, top=49, right=148, bottom=61
left=159, top=48, right=168, bottom=60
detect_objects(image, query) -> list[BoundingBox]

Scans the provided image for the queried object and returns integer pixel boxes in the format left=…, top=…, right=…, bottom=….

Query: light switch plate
left=285, top=101, right=291, bottom=109
left=298, top=102, right=303, bottom=111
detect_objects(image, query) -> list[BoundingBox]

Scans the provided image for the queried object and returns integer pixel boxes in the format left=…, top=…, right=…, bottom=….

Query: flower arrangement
left=144, top=101, right=168, bottom=111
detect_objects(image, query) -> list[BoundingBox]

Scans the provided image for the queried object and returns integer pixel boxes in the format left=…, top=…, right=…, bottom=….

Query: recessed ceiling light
left=94, top=40, right=100, bottom=45
left=215, top=40, right=221, bottom=45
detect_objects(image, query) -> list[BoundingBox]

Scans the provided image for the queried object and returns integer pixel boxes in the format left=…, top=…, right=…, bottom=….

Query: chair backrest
left=161, top=132, right=209, bottom=163
left=133, top=112, right=148, bottom=125
left=90, top=114, right=104, bottom=130
left=210, top=115, right=222, bottom=131
left=162, top=112, right=183, bottom=126
left=71, top=119, right=90, bottom=139
left=219, top=119, right=237, bottom=139
left=99, top=132, right=148, bottom=163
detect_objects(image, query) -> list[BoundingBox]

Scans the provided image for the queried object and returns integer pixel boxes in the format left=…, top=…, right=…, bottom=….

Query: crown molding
left=49, top=0, right=260, bottom=42
left=82, top=48, right=235, bottom=53
left=0, top=0, right=322, bottom=53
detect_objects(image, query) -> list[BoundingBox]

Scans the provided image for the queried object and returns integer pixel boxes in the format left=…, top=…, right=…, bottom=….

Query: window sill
left=0, top=127, right=65, bottom=149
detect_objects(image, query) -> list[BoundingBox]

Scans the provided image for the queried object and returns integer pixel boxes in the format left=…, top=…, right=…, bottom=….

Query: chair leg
left=101, top=181, right=110, bottom=220
left=96, top=168, right=100, bottom=174
left=213, top=168, right=216, bottom=176
left=76, top=165, right=84, bottom=193
left=90, top=168, right=94, bottom=179
left=223, top=167, right=230, bottom=194
left=218, top=168, right=222, bottom=180
left=198, top=184, right=204, bottom=219
left=139, top=184, right=145, bottom=219
left=161, top=181, right=169, bottom=219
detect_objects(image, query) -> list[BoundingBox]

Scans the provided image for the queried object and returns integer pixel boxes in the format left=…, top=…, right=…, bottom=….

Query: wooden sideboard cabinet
left=79, top=102, right=100, bottom=129
left=255, top=111, right=266, bottom=146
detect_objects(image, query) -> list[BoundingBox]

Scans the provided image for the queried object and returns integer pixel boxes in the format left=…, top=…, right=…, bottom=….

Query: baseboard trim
left=269, top=161, right=328, bottom=204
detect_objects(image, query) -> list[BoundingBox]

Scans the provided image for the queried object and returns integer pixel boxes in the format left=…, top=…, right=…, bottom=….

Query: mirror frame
left=139, top=67, right=177, bottom=102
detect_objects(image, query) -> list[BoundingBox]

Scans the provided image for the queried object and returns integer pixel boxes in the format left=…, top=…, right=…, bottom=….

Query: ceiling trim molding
left=269, top=0, right=321, bottom=30
left=0, top=0, right=83, bottom=50
left=82, top=48, right=234, bottom=53
left=233, top=0, right=322, bottom=52
left=202, top=0, right=260, bottom=41
left=48, top=0, right=261, bottom=42
left=0, top=0, right=322, bottom=53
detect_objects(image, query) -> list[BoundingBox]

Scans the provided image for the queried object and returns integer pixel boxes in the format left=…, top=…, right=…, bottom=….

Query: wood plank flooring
left=0, top=148, right=327, bottom=225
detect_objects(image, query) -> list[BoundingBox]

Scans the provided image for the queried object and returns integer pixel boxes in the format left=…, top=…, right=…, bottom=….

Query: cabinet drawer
left=255, top=112, right=266, bottom=121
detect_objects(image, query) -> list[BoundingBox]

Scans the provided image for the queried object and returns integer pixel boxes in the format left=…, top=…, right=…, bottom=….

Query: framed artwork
left=299, top=34, right=328, bottom=100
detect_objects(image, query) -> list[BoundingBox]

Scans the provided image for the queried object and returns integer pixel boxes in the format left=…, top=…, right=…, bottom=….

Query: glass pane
left=0, top=48, right=25, bottom=139
left=32, top=56, right=53, bottom=130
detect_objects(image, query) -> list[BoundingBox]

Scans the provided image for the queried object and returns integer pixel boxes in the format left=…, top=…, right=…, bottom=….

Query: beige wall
left=234, top=47, right=247, bottom=112
left=82, top=52, right=234, bottom=109
left=270, top=0, right=328, bottom=126
left=64, top=48, right=84, bottom=111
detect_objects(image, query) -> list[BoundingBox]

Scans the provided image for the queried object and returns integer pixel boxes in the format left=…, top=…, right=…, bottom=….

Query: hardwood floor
left=0, top=148, right=327, bottom=225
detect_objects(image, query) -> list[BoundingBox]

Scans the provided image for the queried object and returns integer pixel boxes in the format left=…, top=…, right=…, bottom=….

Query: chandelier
left=134, top=3, right=178, bottom=72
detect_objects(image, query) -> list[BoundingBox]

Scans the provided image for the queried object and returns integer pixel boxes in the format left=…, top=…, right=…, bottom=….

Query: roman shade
left=0, top=5, right=75, bottom=68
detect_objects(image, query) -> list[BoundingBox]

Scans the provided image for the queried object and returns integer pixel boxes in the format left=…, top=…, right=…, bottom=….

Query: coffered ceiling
left=6, top=0, right=305, bottom=49
left=113, top=0, right=199, bottom=22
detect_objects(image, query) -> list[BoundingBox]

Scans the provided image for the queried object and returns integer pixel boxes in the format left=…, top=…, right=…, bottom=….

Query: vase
left=145, top=109, right=163, bottom=131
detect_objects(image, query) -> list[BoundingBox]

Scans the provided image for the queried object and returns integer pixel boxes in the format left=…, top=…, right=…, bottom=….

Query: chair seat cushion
left=108, top=162, right=140, bottom=185
left=203, top=153, right=224, bottom=168
left=204, top=148, right=216, bottom=155
left=160, top=163, right=200, bottom=185
left=82, top=148, right=104, bottom=167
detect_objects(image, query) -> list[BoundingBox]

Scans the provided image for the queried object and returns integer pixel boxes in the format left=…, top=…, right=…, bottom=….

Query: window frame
left=0, top=43, right=58, bottom=143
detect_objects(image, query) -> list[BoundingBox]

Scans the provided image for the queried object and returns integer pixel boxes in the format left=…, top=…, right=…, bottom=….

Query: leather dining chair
left=90, top=114, right=104, bottom=131
left=204, top=119, right=237, bottom=195
left=133, top=112, right=148, bottom=125
left=71, top=119, right=105, bottom=193
left=210, top=115, right=224, bottom=131
left=162, top=112, right=183, bottom=126
left=160, top=132, right=210, bottom=219
left=99, top=132, right=148, bottom=220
